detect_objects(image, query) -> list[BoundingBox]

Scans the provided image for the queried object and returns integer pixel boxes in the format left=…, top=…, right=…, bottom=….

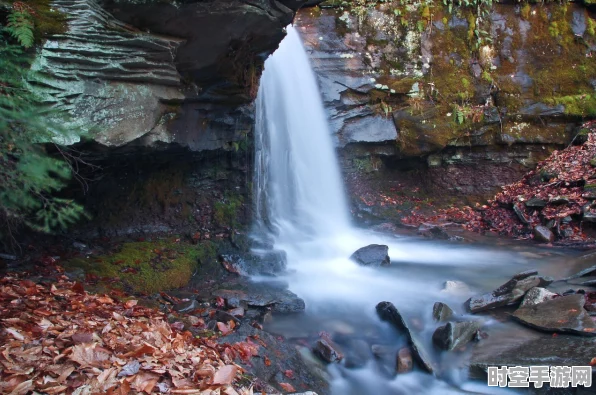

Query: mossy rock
left=64, top=239, right=217, bottom=294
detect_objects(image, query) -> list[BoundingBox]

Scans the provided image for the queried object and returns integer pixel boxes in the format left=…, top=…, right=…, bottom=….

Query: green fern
left=5, top=10, right=35, bottom=48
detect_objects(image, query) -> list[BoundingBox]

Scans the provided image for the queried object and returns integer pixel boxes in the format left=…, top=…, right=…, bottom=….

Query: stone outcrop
left=295, top=3, right=596, bottom=210
left=35, top=0, right=307, bottom=151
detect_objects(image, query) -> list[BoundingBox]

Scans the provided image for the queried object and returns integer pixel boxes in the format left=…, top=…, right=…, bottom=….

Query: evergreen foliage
left=5, top=9, right=34, bottom=48
left=1, top=10, right=86, bottom=241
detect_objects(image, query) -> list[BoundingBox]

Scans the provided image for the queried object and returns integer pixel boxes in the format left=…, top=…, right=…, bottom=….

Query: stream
left=252, top=25, right=592, bottom=394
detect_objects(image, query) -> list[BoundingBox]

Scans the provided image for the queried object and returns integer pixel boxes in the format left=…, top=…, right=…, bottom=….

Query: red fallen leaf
left=284, top=370, right=294, bottom=379
left=170, top=321, right=185, bottom=331
left=121, top=343, right=157, bottom=358
left=71, top=282, right=85, bottom=295
left=121, top=267, right=138, bottom=274
left=130, top=371, right=159, bottom=394
left=212, top=365, right=237, bottom=385
left=590, top=357, right=596, bottom=366
left=70, top=343, right=111, bottom=368
left=264, top=356, right=271, bottom=366
left=217, top=321, right=230, bottom=335
left=72, top=331, right=94, bottom=344
left=215, top=296, right=225, bottom=308
left=279, top=383, right=296, bottom=392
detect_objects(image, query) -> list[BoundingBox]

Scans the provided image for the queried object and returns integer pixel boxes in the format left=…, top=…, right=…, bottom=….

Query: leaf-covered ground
left=402, top=124, right=596, bottom=243
left=0, top=269, right=265, bottom=395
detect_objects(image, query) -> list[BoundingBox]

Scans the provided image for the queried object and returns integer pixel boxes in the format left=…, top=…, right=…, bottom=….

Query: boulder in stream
left=520, top=287, right=557, bottom=307
left=350, top=245, right=390, bottom=267
left=432, top=321, right=482, bottom=351
left=313, top=339, right=343, bottom=363
left=533, top=225, right=555, bottom=243
left=432, top=302, right=454, bottom=322
left=375, top=301, right=436, bottom=373
left=465, top=271, right=553, bottom=313
left=512, top=294, right=596, bottom=336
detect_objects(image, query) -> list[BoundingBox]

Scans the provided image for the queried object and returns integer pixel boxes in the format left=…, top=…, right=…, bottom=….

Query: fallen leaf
left=70, top=343, right=111, bottom=368
left=212, top=365, right=237, bottom=385
left=279, top=383, right=295, bottom=392
left=117, top=360, right=140, bottom=377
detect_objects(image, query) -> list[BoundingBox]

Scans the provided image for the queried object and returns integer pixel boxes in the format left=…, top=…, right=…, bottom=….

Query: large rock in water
left=375, top=301, right=436, bottom=373
left=465, top=270, right=553, bottom=313
left=512, top=294, right=596, bottom=336
left=350, top=245, right=390, bottom=267
left=432, top=321, right=481, bottom=351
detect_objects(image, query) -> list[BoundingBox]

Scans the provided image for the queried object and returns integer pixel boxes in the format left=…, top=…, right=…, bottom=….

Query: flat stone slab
left=512, top=294, right=596, bottom=336
left=212, top=282, right=305, bottom=314
left=466, top=271, right=553, bottom=313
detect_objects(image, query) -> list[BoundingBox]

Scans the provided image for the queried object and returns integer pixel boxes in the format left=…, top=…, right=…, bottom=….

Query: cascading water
left=254, top=25, right=350, bottom=241
left=254, top=25, right=559, bottom=395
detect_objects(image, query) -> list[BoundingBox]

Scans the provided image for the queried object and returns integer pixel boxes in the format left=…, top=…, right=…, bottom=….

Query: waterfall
left=254, top=25, right=350, bottom=243
left=253, top=24, right=550, bottom=395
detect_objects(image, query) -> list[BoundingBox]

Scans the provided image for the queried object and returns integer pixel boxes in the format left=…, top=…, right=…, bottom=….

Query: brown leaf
left=130, top=371, right=159, bottom=394
left=212, top=365, right=237, bottom=386
left=264, top=357, right=271, bottom=367
left=69, top=343, right=111, bottom=368
left=122, top=343, right=157, bottom=358
left=72, top=331, right=94, bottom=344
left=124, top=299, right=138, bottom=309
left=8, top=379, right=33, bottom=395
left=279, top=383, right=296, bottom=392
left=71, top=282, right=85, bottom=294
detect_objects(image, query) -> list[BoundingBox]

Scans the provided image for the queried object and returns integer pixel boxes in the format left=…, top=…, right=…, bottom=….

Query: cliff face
left=295, top=2, right=596, bottom=220
left=34, top=0, right=306, bottom=152
left=31, top=0, right=307, bottom=237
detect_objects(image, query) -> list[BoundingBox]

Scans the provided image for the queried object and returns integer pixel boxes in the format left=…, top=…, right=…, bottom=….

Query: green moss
left=546, top=94, right=596, bottom=117
left=213, top=195, right=243, bottom=229
left=26, top=0, right=68, bottom=39
left=64, top=239, right=216, bottom=294
left=520, top=3, right=531, bottom=20
left=587, top=16, right=596, bottom=36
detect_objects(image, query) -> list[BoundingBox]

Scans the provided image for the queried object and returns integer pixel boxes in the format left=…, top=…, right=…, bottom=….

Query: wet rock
left=72, top=241, right=88, bottom=251
left=228, top=307, right=245, bottom=317
left=525, top=197, right=547, bottom=208
left=465, top=272, right=553, bottom=313
left=375, top=301, right=436, bottom=373
left=350, top=244, right=390, bottom=267
left=520, top=287, right=557, bottom=307
left=432, top=302, right=454, bottom=322
left=219, top=250, right=287, bottom=276
left=513, top=203, right=530, bottom=225
left=173, top=299, right=200, bottom=313
left=533, top=226, right=555, bottom=243
left=583, top=211, right=596, bottom=223
left=396, top=347, right=413, bottom=373
left=432, top=321, right=482, bottom=351
left=313, top=339, right=343, bottom=363
left=417, top=224, right=449, bottom=240
left=214, top=310, right=240, bottom=325
left=212, top=283, right=305, bottom=314
left=0, top=253, right=17, bottom=261
left=512, top=294, right=596, bottom=336
left=549, top=196, right=570, bottom=205
left=565, top=261, right=596, bottom=280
